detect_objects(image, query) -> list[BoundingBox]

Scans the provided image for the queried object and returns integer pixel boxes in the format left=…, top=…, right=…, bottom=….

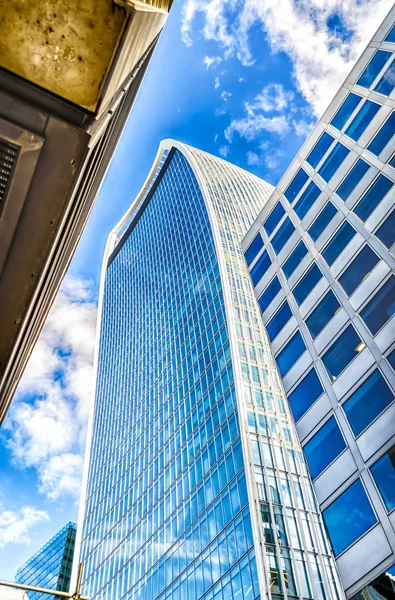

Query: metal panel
left=313, top=448, right=357, bottom=504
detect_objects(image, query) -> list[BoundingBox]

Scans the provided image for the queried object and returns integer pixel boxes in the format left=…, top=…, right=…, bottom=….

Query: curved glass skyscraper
left=77, top=141, right=342, bottom=600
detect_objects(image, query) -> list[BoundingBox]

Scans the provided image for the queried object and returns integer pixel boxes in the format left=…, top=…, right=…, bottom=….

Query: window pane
left=368, top=112, right=395, bottom=156
left=343, top=369, right=393, bottom=436
left=250, top=250, right=271, bottom=286
left=354, top=174, right=393, bottom=222
left=323, top=479, right=376, bottom=556
left=276, top=332, right=306, bottom=377
left=264, top=203, right=286, bottom=237
left=336, top=159, right=370, bottom=201
left=322, top=222, right=356, bottom=266
left=389, top=153, right=395, bottom=168
left=322, top=325, right=363, bottom=381
left=349, top=564, right=395, bottom=600
left=360, top=276, right=395, bottom=335
left=304, top=417, right=346, bottom=479
left=318, top=143, right=350, bottom=183
left=376, top=210, right=395, bottom=248
left=245, top=233, right=264, bottom=266
left=292, top=264, right=322, bottom=306
left=282, top=241, right=308, bottom=279
left=294, top=181, right=322, bottom=219
left=385, top=25, right=395, bottom=42
left=258, top=277, right=281, bottom=313
left=338, top=245, right=379, bottom=296
left=345, top=100, right=381, bottom=141
left=267, top=302, right=293, bottom=341
left=271, top=218, right=295, bottom=255
left=307, top=132, right=334, bottom=169
left=331, top=93, right=362, bottom=130
left=306, top=291, right=340, bottom=339
left=288, top=369, right=323, bottom=421
left=357, top=50, right=392, bottom=88
left=375, top=61, right=395, bottom=96
left=371, top=446, right=395, bottom=511
left=308, top=202, right=337, bottom=242
left=284, top=169, right=309, bottom=202
left=387, top=349, right=395, bottom=371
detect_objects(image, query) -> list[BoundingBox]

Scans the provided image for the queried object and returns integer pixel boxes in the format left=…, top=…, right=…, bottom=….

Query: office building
left=242, top=7, right=395, bottom=599
left=76, top=141, right=343, bottom=600
left=15, top=522, right=76, bottom=600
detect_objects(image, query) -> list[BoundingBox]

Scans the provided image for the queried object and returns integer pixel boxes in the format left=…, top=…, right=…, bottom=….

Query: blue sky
left=0, top=0, right=392, bottom=583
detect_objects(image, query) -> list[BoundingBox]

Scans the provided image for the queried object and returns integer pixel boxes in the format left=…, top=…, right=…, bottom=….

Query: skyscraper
left=242, top=7, right=395, bottom=600
left=76, top=141, right=342, bottom=600
left=15, top=522, right=76, bottom=600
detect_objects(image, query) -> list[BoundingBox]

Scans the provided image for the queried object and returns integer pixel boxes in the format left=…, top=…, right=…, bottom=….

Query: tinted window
left=318, top=143, right=350, bottom=183
left=323, top=479, right=376, bottom=556
left=357, top=50, right=392, bottom=88
left=284, top=168, right=309, bottom=202
left=338, top=245, right=379, bottom=296
left=271, top=218, right=295, bottom=255
left=258, top=277, right=281, bottom=313
left=267, top=302, right=293, bottom=341
left=282, top=241, right=308, bottom=279
left=350, top=565, right=395, bottom=600
left=294, top=181, right=322, bottom=220
left=376, top=210, right=395, bottom=248
left=345, top=100, right=380, bottom=141
left=331, top=93, right=361, bottom=130
left=343, top=369, right=393, bottom=436
left=306, top=291, right=340, bottom=339
left=387, top=349, right=395, bottom=371
left=245, top=233, right=264, bottom=266
left=276, top=332, right=306, bottom=377
left=389, top=153, right=395, bottom=168
left=336, top=159, right=370, bottom=201
left=288, top=369, right=323, bottom=421
left=322, top=221, right=356, bottom=266
left=322, top=325, right=362, bottom=381
left=385, top=25, right=395, bottom=42
left=264, top=203, right=286, bottom=237
left=371, top=445, right=395, bottom=511
left=368, top=112, right=395, bottom=156
left=292, top=264, right=322, bottom=306
left=308, top=202, right=337, bottom=242
left=304, top=417, right=346, bottom=479
left=375, top=61, right=395, bottom=96
left=250, top=250, right=271, bottom=286
left=306, top=132, right=334, bottom=169
left=360, top=276, right=395, bottom=335
left=354, top=174, right=393, bottom=222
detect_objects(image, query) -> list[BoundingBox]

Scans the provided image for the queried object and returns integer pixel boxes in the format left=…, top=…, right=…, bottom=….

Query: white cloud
left=221, top=90, right=232, bottom=101
left=247, top=151, right=260, bottom=165
left=239, top=77, right=244, bottom=82
left=292, top=118, right=314, bottom=137
left=214, top=77, right=220, bottom=89
left=4, top=275, right=97, bottom=501
left=225, top=113, right=288, bottom=142
left=215, top=108, right=226, bottom=117
left=214, top=133, right=219, bottom=143
left=246, top=83, right=294, bottom=113
left=204, top=55, right=223, bottom=70
left=0, top=505, right=49, bottom=548
left=219, top=145, right=230, bottom=157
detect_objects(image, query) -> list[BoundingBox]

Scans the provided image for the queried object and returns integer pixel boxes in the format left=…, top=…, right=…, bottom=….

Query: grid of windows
left=292, top=264, right=322, bottom=306
left=282, top=241, right=308, bottom=279
left=303, top=417, right=346, bottom=480
left=318, top=143, right=350, bottom=183
left=308, top=202, right=337, bottom=242
left=307, top=133, right=334, bottom=169
left=331, top=93, right=362, bottom=130
left=321, top=325, right=363, bottom=381
left=360, top=275, right=395, bottom=335
left=368, top=112, right=395, bottom=156
left=357, top=50, right=392, bottom=88
left=345, top=100, right=380, bottom=141
left=305, top=291, right=340, bottom=339
left=287, top=369, right=323, bottom=422
left=338, top=245, right=379, bottom=296
left=353, top=174, right=393, bottom=222
left=258, top=277, right=281, bottom=313
left=376, top=209, right=395, bottom=248
left=336, top=158, right=370, bottom=201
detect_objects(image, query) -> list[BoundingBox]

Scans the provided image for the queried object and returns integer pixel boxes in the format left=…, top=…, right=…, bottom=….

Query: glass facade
left=15, top=522, right=76, bottom=600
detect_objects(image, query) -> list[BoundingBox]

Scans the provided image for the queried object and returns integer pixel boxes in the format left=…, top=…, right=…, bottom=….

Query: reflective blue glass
left=318, top=143, right=350, bottom=183
left=357, top=50, right=392, bottom=88
left=386, top=25, right=395, bottom=42
left=303, top=417, right=346, bottom=479
left=387, top=349, right=395, bottom=371
left=306, top=132, right=334, bottom=169
left=330, top=93, right=362, bottom=130
left=258, top=277, right=281, bottom=313
left=271, top=218, right=295, bottom=255
left=338, top=245, right=379, bottom=296
left=288, top=369, right=323, bottom=421
left=322, top=325, right=362, bottom=381
left=343, top=369, right=393, bottom=436
left=306, top=291, right=340, bottom=339
left=292, top=263, right=322, bottom=306
left=390, top=153, right=395, bottom=167
left=266, top=301, right=292, bottom=341
left=294, top=181, right=322, bottom=219
left=282, top=241, right=308, bottom=279
left=376, top=210, right=395, bottom=248
left=350, top=564, right=395, bottom=600
left=264, top=203, right=286, bottom=236
left=308, top=202, right=337, bottom=242
left=245, top=233, right=264, bottom=266
left=276, top=332, right=306, bottom=377
left=322, top=221, right=356, bottom=266
left=335, top=158, right=370, bottom=201
left=250, top=249, right=272, bottom=285
left=371, top=446, right=395, bottom=511
left=345, top=100, right=381, bottom=141
left=323, top=480, right=376, bottom=556
left=360, top=275, right=395, bottom=335
left=375, top=60, right=395, bottom=95
left=354, top=174, right=393, bottom=222
left=368, top=112, right=395, bottom=155
left=284, top=168, right=309, bottom=202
